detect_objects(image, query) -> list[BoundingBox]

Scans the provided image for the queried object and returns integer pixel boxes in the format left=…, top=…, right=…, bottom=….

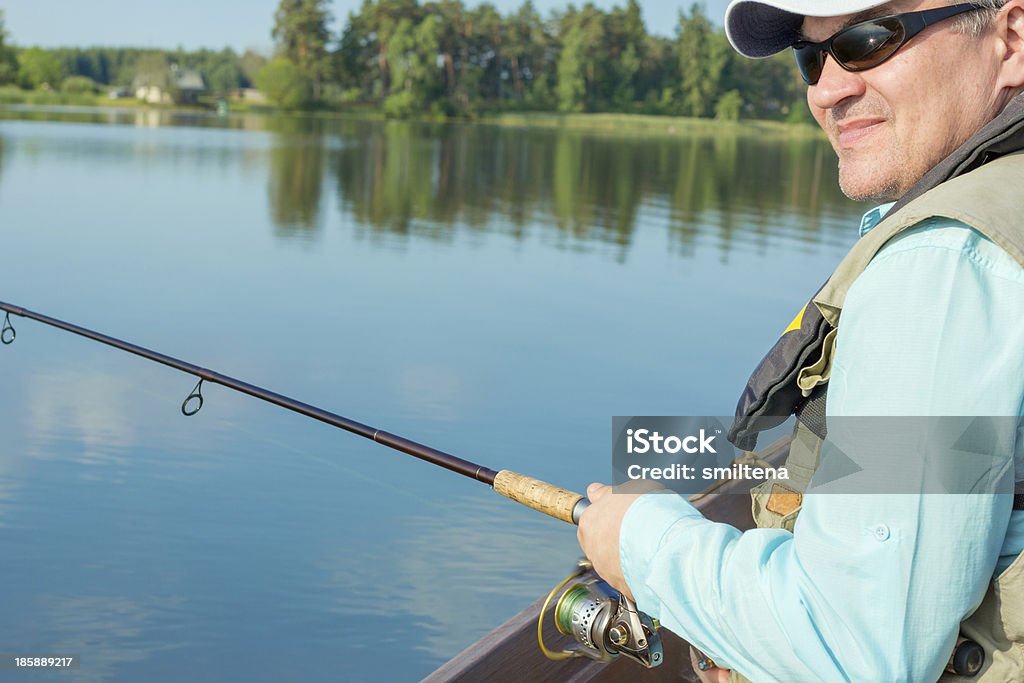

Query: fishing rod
left=0, top=299, right=663, bottom=669
left=0, top=300, right=587, bottom=524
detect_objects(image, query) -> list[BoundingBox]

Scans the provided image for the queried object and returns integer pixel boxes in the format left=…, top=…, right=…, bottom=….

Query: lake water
left=0, top=107, right=863, bottom=681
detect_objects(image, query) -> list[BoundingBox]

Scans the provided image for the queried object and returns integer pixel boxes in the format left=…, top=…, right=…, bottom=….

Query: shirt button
left=873, top=524, right=890, bottom=541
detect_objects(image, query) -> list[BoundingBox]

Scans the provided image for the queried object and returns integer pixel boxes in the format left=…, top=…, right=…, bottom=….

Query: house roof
left=132, top=65, right=206, bottom=92
left=173, top=68, right=205, bottom=92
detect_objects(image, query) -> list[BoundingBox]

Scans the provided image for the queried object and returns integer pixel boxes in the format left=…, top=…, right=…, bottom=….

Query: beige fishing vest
left=732, top=152, right=1024, bottom=682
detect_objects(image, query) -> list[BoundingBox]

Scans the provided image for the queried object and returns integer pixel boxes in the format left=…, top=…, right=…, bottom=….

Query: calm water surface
left=0, top=108, right=862, bottom=681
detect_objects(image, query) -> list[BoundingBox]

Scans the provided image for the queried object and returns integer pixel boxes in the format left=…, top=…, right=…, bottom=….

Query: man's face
left=803, top=0, right=1006, bottom=201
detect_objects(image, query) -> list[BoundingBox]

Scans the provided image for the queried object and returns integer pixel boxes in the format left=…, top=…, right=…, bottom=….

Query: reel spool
left=538, top=559, right=663, bottom=668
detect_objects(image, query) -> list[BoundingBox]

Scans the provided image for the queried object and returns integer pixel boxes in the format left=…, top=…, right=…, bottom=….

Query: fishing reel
left=538, top=558, right=663, bottom=668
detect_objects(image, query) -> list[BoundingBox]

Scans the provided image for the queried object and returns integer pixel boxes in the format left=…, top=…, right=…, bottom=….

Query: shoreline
left=0, top=94, right=822, bottom=138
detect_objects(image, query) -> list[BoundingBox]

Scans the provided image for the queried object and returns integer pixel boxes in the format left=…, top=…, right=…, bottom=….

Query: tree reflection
left=267, top=132, right=325, bottom=236
left=327, top=122, right=858, bottom=257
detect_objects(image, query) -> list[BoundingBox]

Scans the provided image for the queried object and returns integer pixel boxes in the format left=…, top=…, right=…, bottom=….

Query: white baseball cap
left=725, top=0, right=891, bottom=57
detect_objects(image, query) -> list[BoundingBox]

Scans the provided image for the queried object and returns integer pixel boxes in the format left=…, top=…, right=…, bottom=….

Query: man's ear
left=996, top=0, right=1024, bottom=90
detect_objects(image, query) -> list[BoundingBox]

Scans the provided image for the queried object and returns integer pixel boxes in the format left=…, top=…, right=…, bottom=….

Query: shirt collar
left=859, top=202, right=896, bottom=237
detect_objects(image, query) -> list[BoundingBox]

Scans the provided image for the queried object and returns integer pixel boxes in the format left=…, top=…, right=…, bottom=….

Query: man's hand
left=689, top=647, right=733, bottom=683
left=580, top=483, right=734, bottom=680
left=576, top=480, right=657, bottom=601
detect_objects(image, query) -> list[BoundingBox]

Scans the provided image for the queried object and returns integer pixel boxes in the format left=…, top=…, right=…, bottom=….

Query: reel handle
left=493, top=470, right=588, bottom=524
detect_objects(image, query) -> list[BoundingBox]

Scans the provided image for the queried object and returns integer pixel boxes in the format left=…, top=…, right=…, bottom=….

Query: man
left=578, top=0, right=1024, bottom=680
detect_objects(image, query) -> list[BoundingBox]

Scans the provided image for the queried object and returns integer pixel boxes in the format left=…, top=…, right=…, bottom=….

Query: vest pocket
left=993, top=547, right=1024, bottom=642
left=941, top=547, right=1024, bottom=681
left=796, top=327, right=838, bottom=397
left=750, top=480, right=802, bottom=532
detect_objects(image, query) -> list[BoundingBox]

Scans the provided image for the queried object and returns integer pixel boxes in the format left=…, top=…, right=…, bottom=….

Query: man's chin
left=837, top=166, right=901, bottom=203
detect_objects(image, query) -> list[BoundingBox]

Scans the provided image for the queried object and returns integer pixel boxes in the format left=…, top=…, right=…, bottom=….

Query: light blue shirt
left=620, top=207, right=1024, bottom=682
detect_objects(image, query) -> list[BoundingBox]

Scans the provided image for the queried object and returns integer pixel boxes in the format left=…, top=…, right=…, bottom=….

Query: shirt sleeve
left=621, top=222, right=1024, bottom=682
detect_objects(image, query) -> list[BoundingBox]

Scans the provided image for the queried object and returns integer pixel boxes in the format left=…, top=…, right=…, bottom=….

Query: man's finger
left=586, top=482, right=609, bottom=501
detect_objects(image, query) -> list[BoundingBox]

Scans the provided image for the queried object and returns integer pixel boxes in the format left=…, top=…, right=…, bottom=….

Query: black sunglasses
left=792, top=3, right=983, bottom=85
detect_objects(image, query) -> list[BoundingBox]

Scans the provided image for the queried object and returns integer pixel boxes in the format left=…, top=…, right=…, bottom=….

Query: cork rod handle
left=492, top=470, right=587, bottom=525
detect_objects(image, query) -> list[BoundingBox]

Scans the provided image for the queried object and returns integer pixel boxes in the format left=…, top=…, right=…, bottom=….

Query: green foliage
left=205, top=58, right=242, bottom=95
left=391, top=13, right=443, bottom=111
left=42, top=47, right=140, bottom=87
left=18, top=47, right=64, bottom=89
left=555, top=6, right=605, bottom=112
left=0, top=54, right=15, bottom=87
left=256, top=57, right=312, bottom=108
left=556, top=23, right=586, bottom=113
left=0, top=0, right=813, bottom=122
left=273, top=0, right=332, bottom=98
left=504, top=1, right=548, bottom=103
left=133, top=51, right=170, bottom=88
left=0, top=11, right=17, bottom=86
left=240, top=49, right=268, bottom=87
left=714, top=89, right=742, bottom=121
left=722, top=51, right=802, bottom=120
left=1, top=39, right=252, bottom=101
left=325, top=0, right=811, bottom=121
left=383, top=89, right=418, bottom=117
left=0, top=84, right=104, bottom=105
left=786, top=99, right=814, bottom=124
left=599, top=0, right=645, bottom=108
left=61, top=75, right=98, bottom=94
left=677, top=5, right=727, bottom=117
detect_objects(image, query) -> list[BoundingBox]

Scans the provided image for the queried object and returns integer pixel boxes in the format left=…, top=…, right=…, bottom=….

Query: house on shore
left=134, top=65, right=206, bottom=105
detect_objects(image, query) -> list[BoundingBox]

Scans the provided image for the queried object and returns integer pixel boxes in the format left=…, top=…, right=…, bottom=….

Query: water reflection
left=25, top=371, right=139, bottom=467
left=32, top=595, right=185, bottom=683
left=318, top=494, right=578, bottom=662
left=268, top=136, right=325, bottom=235
left=0, top=107, right=861, bottom=255
left=325, top=121, right=856, bottom=255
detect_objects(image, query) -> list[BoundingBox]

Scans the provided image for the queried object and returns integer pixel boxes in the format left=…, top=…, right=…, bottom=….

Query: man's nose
left=807, top=54, right=867, bottom=110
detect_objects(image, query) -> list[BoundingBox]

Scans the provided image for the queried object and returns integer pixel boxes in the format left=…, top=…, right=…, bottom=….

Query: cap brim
left=725, top=0, right=890, bottom=57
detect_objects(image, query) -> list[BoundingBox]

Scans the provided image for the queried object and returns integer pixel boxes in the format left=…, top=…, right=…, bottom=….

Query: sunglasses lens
left=832, top=19, right=905, bottom=70
left=793, top=44, right=825, bottom=85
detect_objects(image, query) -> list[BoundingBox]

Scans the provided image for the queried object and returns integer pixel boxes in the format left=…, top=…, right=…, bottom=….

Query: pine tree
left=272, top=0, right=333, bottom=99
left=0, top=11, right=19, bottom=86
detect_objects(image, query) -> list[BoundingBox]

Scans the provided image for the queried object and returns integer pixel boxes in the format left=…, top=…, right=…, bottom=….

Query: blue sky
left=1, top=0, right=730, bottom=52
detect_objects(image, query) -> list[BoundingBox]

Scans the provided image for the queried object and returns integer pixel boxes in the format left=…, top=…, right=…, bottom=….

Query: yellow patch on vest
left=766, top=484, right=803, bottom=516
left=782, top=305, right=807, bottom=335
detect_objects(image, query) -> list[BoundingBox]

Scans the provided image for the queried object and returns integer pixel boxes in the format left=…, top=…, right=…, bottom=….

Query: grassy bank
left=0, top=88, right=822, bottom=138
left=476, top=111, right=822, bottom=137
left=0, top=86, right=129, bottom=107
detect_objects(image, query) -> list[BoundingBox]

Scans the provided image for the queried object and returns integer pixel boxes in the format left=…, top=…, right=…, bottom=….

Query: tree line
left=0, top=3, right=810, bottom=122
left=0, top=10, right=265, bottom=99
left=269, top=0, right=808, bottom=121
